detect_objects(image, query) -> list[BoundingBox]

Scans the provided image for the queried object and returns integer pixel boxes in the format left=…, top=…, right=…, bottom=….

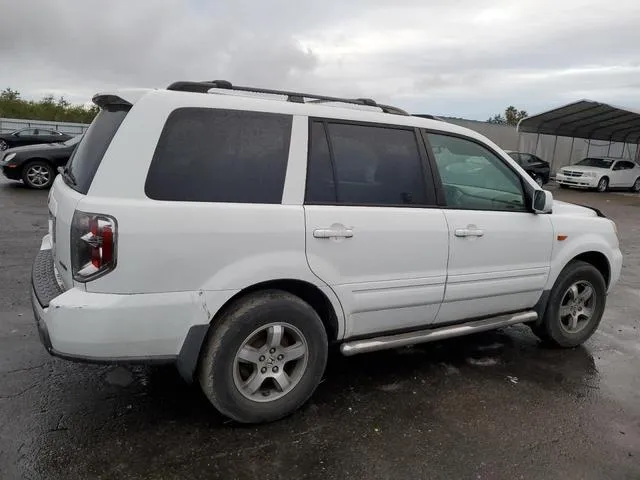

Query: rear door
left=616, top=161, right=637, bottom=187
left=424, top=132, right=553, bottom=324
left=304, top=120, right=449, bottom=338
left=39, top=129, right=64, bottom=144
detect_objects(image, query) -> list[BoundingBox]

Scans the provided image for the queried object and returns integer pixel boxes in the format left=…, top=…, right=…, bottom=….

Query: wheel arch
left=572, top=251, right=610, bottom=287
left=176, top=279, right=343, bottom=383
left=21, top=157, right=56, bottom=173
left=536, top=249, right=611, bottom=325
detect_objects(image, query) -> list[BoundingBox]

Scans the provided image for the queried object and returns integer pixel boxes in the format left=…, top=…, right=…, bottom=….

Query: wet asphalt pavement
left=0, top=177, right=639, bottom=480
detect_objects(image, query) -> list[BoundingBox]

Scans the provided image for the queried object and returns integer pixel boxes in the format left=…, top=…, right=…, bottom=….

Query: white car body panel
left=304, top=205, right=449, bottom=337
left=436, top=209, right=552, bottom=324
left=35, top=87, right=622, bottom=362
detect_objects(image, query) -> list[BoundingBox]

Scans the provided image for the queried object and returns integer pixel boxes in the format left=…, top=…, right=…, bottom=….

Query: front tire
left=198, top=290, right=328, bottom=424
left=22, top=160, right=55, bottom=189
left=0, top=140, right=8, bottom=151
left=596, top=177, right=609, bottom=192
left=530, top=261, right=606, bottom=347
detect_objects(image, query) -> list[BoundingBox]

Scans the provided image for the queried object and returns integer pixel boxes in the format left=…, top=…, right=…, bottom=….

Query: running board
left=340, top=311, right=537, bottom=356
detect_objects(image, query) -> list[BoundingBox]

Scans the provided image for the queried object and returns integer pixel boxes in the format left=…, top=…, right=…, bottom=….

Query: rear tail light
left=71, top=211, right=117, bottom=281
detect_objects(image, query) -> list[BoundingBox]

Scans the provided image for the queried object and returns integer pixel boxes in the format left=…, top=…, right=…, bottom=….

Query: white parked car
left=32, top=81, right=622, bottom=423
left=556, top=157, right=640, bottom=192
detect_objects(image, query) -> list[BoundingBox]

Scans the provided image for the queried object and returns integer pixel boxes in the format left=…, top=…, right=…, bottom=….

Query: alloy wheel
left=233, top=322, right=309, bottom=402
left=26, top=165, right=51, bottom=187
left=558, top=280, right=596, bottom=334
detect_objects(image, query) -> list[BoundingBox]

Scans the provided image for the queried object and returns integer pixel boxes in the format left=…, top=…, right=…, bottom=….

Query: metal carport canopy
left=517, top=100, right=640, bottom=144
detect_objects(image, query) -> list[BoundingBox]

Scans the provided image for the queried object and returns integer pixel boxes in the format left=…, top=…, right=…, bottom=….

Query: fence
left=0, top=117, right=90, bottom=136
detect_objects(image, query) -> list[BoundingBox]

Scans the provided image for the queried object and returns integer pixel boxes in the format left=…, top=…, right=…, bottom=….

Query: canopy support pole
left=586, top=139, right=591, bottom=157
left=568, top=137, right=575, bottom=166
left=607, top=141, right=612, bottom=157
left=550, top=135, right=559, bottom=171
left=534, top=133, right=540, bottom=156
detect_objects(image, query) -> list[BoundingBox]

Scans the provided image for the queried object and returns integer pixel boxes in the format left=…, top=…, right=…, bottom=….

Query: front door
left=304, top=121, right=449, bottom=338
left=425, top=132, right=553, bottom=324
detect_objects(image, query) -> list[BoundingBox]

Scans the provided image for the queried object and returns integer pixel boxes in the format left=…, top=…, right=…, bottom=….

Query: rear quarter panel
left=78, top=101, right=346, bottom=336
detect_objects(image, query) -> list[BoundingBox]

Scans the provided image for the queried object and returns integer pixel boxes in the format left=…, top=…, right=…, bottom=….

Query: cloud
left=0, top=0, right=639, bottom=119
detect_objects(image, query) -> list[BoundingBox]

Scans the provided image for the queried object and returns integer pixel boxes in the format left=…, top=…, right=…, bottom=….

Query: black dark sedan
left=505, top=151, right=551, bottom=186
left=0, top=127, right=72, bottom=151
left=0, top=135, right=82, bottom=189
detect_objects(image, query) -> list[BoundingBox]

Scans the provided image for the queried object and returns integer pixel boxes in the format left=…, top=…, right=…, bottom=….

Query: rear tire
left=530, top=261, right=606, bottom=347
left=559, top=184, right=568, bottom=189
left=22, top=160, right=55, bottom=189
left=630, top=177, right=640, bottom=193
left=198, top=290, right=328, bottom=424
left=0, top=140, right=8, bottom=151
left=596, top=177, right=609, bottom=193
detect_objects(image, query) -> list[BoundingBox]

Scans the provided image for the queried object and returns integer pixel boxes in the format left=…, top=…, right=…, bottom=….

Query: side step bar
left=340, top=311, right=537, bottom=356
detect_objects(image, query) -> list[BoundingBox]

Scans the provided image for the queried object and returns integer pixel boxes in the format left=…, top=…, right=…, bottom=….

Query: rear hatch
left=50, top=102, right=130, bottom=289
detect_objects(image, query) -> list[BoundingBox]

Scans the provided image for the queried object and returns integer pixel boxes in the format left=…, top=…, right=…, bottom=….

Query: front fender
left=546, top=234, right=619, bottom=292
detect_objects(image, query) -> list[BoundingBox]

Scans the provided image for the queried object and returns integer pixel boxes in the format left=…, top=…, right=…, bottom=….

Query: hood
left=561, top=165, right=611, bottom=173
left=552, top=200, right=598, bottom=217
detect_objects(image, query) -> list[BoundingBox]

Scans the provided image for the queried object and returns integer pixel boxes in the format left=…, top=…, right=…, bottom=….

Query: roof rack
left=166, top=80, right=409, bottom=116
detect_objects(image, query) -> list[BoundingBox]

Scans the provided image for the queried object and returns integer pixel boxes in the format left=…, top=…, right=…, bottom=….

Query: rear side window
left=66, top=104, right=130, bottom=194
left=145, top=108, right=292, bottom=203
left=306, top=121, right=431, bottom=206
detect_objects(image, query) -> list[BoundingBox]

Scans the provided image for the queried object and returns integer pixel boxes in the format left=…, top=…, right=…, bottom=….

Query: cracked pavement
left=0, top=177, right=639, bottom=479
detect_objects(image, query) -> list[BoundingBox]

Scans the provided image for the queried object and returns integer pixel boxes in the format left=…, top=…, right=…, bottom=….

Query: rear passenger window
left=306, top=121, right=430, bottom=206
left=145, top=108, right=292, bottom=203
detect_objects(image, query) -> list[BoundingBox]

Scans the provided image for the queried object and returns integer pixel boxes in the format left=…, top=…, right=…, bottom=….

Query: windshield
left=63, top=135, right=82, bottom=147
left=576, top=158, right=613, bottom=169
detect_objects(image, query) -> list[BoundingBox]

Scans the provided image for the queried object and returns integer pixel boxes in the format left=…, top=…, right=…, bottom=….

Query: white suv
left=32, top=81, right=623, bottom=423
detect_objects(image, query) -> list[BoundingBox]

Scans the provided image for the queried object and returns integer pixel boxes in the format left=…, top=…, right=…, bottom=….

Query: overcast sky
left=1, top=0, right=639, bottom=120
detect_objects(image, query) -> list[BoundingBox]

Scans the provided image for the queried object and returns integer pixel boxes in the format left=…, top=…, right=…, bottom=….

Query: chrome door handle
left=455, top=228, right=484, bottom=237
left=313, top=227, right=354, bottom=239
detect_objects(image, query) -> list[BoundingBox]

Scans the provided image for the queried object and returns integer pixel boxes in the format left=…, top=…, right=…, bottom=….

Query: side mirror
left=533, top=189, right=553, bottom=214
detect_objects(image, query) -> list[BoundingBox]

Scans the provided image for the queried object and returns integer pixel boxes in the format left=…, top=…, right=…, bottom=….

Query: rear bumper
left=555, top=174, right=598, bottom=188
left=30, top=237, right=223, bottom=376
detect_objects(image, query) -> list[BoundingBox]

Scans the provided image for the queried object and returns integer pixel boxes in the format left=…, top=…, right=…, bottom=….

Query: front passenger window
left=428, top=133, right=526, bottom=211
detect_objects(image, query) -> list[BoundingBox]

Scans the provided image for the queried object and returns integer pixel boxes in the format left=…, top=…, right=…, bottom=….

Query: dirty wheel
left=198, top=290, right=328, bottom=423
left=530, top=260, right=606, bottom=347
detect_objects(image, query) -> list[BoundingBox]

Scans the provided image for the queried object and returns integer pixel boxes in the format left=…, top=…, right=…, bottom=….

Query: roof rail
left=166, top=80, right=409, bottom=116
left=413, top=114, right=444, bottom=121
